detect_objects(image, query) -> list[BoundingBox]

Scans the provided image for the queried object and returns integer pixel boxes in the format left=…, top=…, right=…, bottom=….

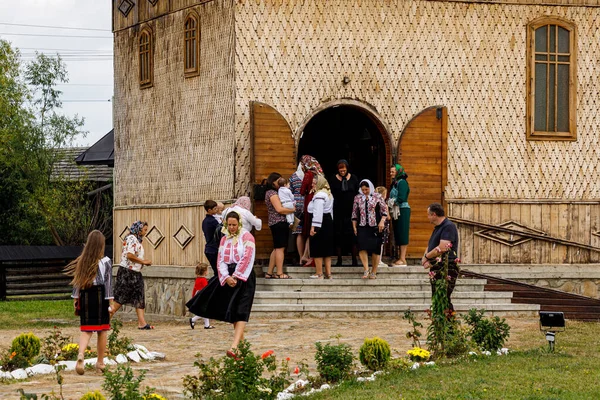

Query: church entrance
left=297, top=105, right=391, bottom=187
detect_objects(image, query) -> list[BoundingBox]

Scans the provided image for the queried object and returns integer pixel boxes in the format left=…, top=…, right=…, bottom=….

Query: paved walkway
left=0, top=316, right=540, bottom=399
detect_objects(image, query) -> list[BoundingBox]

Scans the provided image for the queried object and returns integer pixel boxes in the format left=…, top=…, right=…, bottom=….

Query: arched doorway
left=297, top=104, right=392, bottom=187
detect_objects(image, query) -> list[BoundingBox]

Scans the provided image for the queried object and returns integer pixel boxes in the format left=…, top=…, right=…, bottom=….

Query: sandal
left=309, top=274, right=323, bottom=279
left=95, top=363, right=106, bottom=373
left=204, top=325, right=215, bottom=329
left=138, top=324, right=154, bottom=330
left=277, top=274, right=293, bottom=279
left=324, top=274, right=333, bottom=280
left=369, top=273, right=377, bottom=279
left=76, top=354, right=85, bottom=375
left=362, top=270, right=370, bottom=279
left=264, top=273, right=274, bottom=279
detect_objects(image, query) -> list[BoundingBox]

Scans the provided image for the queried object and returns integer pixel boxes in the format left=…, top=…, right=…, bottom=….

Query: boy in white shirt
left=277, top=177, right=296, bottom=227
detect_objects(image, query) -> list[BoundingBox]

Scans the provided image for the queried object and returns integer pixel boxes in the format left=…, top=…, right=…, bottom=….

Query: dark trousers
left=205, top=252, right=218, bottom=277
left=430, top=264, right=459, bottom=311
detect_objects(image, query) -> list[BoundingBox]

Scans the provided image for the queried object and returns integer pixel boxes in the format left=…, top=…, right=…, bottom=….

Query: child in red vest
left=189, top=263, right=214, bottom=329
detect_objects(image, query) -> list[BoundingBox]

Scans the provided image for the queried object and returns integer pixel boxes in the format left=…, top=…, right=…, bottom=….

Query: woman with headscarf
left=223, top=196, right=262, bottom=232
left=329, top=159, right=360, bottom=266
left=308, top=174, right=335, bottom=279
left=352, top=180, right=388, bottom=279
left=264, top=172, right=294, bottom=279
left=111, top=221, right=154, bottom=329
left=186, top=211, right=256, bottom=357
left=299, top=155, right=323, bottom=266
left=289, top=162, right=306, bottom=263
left=389, top=164, right=411, bottom=266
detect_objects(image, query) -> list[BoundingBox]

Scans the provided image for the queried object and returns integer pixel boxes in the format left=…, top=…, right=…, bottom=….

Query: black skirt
left=311, top=214, right=335, bottom=258
left=80, top=285, right=110, bottom=332
left=113, top=267, right=145, bottom=309
left=356, top=225, right=382, bottom=254
left=270, top=221, right=290, bottom=249
left=186, top=264, right=256, bottom=323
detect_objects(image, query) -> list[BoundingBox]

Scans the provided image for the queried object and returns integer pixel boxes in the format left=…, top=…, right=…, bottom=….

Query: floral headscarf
left=129, top=220, right=147, bottom=243
left=221, top=211, right=244, bottom=245
left=233, top=196, right=251, bottom=211
left=314, top=174, right=332, bottom=198
left=394, top=164, right=408, bottom=180
left=300, top=155, right=323, bottom=174
left=358, top=179, right=375, bottom=199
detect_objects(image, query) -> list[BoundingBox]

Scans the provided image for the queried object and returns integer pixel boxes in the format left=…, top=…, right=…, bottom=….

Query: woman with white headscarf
left=307, top=174, right=335, bottom=279
left=222, top=196, right=262, bottom=232
left=186, top=211, right=256, bottom=358
left=352, top=179, right=388, bottom=279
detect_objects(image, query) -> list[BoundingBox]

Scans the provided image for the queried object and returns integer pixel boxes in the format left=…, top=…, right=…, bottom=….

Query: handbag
left=74, top=299, right=81, bottom=316
left=253, top=179, right=268, bottom=201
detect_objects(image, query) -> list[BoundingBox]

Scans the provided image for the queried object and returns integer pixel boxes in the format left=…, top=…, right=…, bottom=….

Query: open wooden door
left=251, top=102, right=297, bottom=259
left=397, top=106, right=448, bottom=258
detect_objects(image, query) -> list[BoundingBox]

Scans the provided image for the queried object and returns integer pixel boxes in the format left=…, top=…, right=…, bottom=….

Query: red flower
left=261, top=350, right=274, bottom=359
left=455, top=258, right=461, bottom=263
left=447, top=242, right=453, bottom=248
left=286, top=357, right=290, bottom=361
left=293, top=366, right=300, bottom=374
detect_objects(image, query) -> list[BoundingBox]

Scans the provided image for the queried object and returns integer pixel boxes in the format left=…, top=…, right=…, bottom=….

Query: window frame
left=526, top=17, right=577, bottom=141
left=183, top=11, right=200, bottom=78
left=139, top=26, right=154, bottom=89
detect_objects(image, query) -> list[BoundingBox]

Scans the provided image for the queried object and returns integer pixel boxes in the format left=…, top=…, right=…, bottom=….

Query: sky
left=0, top=0, right=113, bottom=147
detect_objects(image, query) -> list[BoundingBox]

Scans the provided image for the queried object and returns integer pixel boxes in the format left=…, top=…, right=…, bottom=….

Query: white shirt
left=222, top=205, right=263, bottom=231
left=308, top=191, right=334, bottom=228
left=278, top=186, right=295, bottom=207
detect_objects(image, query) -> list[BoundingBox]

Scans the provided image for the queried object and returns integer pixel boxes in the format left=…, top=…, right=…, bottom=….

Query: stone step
left=256, top=278, right=488, bottom=292
left=464, top=264, right=600, bottom=279
left=262, top=265, right=428, bottom=278
left=254, top=291, right=513, bottom=305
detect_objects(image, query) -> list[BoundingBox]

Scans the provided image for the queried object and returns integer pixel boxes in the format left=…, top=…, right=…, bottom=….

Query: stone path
left=0, top=316, right=540, bottom=399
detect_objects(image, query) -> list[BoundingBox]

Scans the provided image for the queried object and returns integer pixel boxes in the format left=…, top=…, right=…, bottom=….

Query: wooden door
left=251, top=102, right=297, bottom=259
left=397, top=107, right=448, bottom=258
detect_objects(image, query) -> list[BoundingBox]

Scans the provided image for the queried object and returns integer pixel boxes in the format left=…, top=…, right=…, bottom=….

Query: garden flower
left=10, top=351, right=16, bottom=360
left=455, top=258, right=461, bottom=263
left=286, top=357, right=290, bottom=361
left=428, top=271, right=436, bottom=280
left=261, top=350, right=274, bottom=359
left=293, top=366, right=300, bottom=374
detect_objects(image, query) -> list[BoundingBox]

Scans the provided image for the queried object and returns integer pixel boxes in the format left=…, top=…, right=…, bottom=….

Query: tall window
left=139, top=27, right=153, bottom=88
left=527, top=18, right=576, bottom=141
left=184, top=12, right=200, bottom=77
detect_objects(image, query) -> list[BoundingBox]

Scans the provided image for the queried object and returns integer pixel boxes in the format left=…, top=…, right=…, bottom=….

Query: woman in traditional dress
left=389, top=164, right=411, bottom=266
left=299, top=155, right=324, bottom=266
left=289, top=162, right=306, bottom=263
left=264, top=172, right=294, bottom=279
left=352, top=179, right=388, bottom=279
left=329, top=159, right=360, bottom=266
left=111, top=221, right=154, bottom=329
left=186, top=211, right=256, bottom=357
left=223, top=196, right=262, bottom=232
left=65, top=230, right=113, bottom=375
left=308, top=174, right=335, bottom=279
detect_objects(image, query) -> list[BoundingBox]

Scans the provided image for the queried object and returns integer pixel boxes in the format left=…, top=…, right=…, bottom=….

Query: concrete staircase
left=252, top=264, right=540, bottom=317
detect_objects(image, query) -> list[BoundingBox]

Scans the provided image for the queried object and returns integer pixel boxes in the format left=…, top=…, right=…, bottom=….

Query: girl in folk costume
left=352, top=179, right=388, bottom=279
left=186, top=211, right=257, bottom=357
left=222, top=196, right=262, bottom=232
left=299, top=155, right=324, bottom=266
left=308, top=174, right=336, bottom=279
left=64, top=230, right=113, bottom=375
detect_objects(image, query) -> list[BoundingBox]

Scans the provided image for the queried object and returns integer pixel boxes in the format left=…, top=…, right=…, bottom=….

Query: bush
left=80, top=390, right=107, bottom=400
left=11, top=332, right=41, bottom=362
left=0, top=348, right=30, bottom=371
left=359, top=337, right=391, bottom=371
left=102, top=364, right=155, bottom=400
left=464, top=309, right=511, bottom=351
left=40, top=326, right=71, bottom=362
left=108, top=319, right=133, bottom=356
left=406, top=347, right=430, bottom=362
left=314, top=339, right=354, bottom=383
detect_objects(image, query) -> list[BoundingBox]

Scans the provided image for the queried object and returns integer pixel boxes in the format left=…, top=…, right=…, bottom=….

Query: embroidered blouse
left=352, top=192, right=388, bottom=227
left=72, top=256, right=113, bottom=300
left=119, top=235, right=144, bottom=272
left=223, top=205, right=263, bottom=231
left=308, top=192, right=334, bottom=228
left=265, top=189, right=286, bottom=226
left=217, top=230, right=256, bottom=286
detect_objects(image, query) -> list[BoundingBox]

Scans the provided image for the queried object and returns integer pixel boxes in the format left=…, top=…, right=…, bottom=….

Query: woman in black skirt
left=308, top=174, right=335, bottom=279
left=352, top=179, right=388, bottom=279
left=186, top=211, right=257, bottom=358
left=111, top=221, right=154, bottom=329
left=65, top=230, right=113, bottom=375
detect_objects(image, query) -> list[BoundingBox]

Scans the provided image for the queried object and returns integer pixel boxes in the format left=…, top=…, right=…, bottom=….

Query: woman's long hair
left=64, top=230, right=106, bottom=289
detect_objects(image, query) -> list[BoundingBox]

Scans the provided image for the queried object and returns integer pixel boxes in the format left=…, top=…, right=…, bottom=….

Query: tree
left=0, top=39, right=110, bottom=246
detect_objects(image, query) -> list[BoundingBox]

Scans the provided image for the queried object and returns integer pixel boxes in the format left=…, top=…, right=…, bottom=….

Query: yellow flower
left=62, top=343, right=79, bottom=353
left=143, top=394, right=167, bottom=400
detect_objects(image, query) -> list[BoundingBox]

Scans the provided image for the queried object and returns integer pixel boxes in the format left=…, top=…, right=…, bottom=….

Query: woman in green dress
left=389, top=164, right=410, bottom=266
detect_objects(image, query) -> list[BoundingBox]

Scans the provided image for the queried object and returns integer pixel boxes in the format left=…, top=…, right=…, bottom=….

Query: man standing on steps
left=421, top=203, right=459, bottom=311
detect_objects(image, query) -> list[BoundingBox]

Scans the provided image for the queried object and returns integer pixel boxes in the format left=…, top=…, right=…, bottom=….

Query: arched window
left=139, top=27, right=153, bottom=88
left=527, top=17, right=577, bottom=141
left=184, top=12, right=200, bottom=77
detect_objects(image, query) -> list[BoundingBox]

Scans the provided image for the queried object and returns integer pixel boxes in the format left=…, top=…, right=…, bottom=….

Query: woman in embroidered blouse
left=111, top=221, right=154, bottom=329
left=289, top=162, right=306, bottom=263
left=186, top=211, right=257, bottom=357
left=308, top=174, right=335, bottom=279
left=299, top=155, right=324, bottom=266
left=389, top=165, right=411, bottom=266
left=264, top=172, right=295, bottom=279
left=352, top=179, right=388, bottom=279
left=223, top=196, right=262, bottom=232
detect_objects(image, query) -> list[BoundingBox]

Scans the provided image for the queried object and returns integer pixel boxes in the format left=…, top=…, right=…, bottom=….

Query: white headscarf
left=294, top=162, right=304, bottom=180
left=358, top=179, right=375, bottom=199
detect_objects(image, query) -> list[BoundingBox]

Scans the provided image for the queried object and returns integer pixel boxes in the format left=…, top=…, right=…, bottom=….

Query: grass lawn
left=0, top=300, right=77, bottom=329
left=308, top=321, right=600, bottom=400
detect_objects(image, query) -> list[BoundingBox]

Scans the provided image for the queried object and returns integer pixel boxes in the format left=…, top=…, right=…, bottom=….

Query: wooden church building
left=112, top=0, right=600, bottom=270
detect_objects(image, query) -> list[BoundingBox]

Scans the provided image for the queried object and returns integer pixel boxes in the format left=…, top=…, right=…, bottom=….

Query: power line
left=0, top=22, right=110, bottom=32
left=0, top=32, right=111, bottom=39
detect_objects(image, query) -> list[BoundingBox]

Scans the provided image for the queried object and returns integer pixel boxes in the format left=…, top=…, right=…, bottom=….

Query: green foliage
left=40, top=326, right=71, bottom=362
left=102, top=364, right=154, bottom=400
left=107, top=319, right=133, bottom=356
left=403, top=310, right=423, bottom=348
left=11, top=333, right=41, bottom=362
left=1, top=348, right=30, bottom=371
left=464, top=308, right=511, bottom=351
left=315, top=337, right=355, bottom=383
left=182, top=340, right=294, bottom=399
left=359, top=337, right=391, bottom=371
left=385, top=357, right=412, bottom=372
left=80, top=391, right=106, bottom=400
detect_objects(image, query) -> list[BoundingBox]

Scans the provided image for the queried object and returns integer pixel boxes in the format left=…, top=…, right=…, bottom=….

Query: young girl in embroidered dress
left=186, top=211, right=256, bottom=357
left=65, top=230, right=113, bottom=375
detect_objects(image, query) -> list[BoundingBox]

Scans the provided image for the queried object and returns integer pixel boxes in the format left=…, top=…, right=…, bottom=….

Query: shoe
left=95, top=363, right=106, bottom=373
left=362, top=270, right=370, bottom=279
left=351, top=259, right=359, bottom=266
left=189, top=318, right=195, bottom=329
left=324, top=274, right=333, bottom=279
left=204, top=325, right=215, bottom=329
left=335, top=258, right=343, bottom=266
left=138, top=324, right=154, bottom=330
left=309, top=274, right=323, bottom=279
left=369, top=273, right=377, bottom=279
left=276, top=274, right=293, bottom=279
left=264, top=273, right=274, bottom=279
left=226, top=350, right=239, bottom=360
left=303, top=259, right=315, bottom=267
left=76, top=354, right=85, bottom=375
left=291, top=216, right=301, bottom=232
